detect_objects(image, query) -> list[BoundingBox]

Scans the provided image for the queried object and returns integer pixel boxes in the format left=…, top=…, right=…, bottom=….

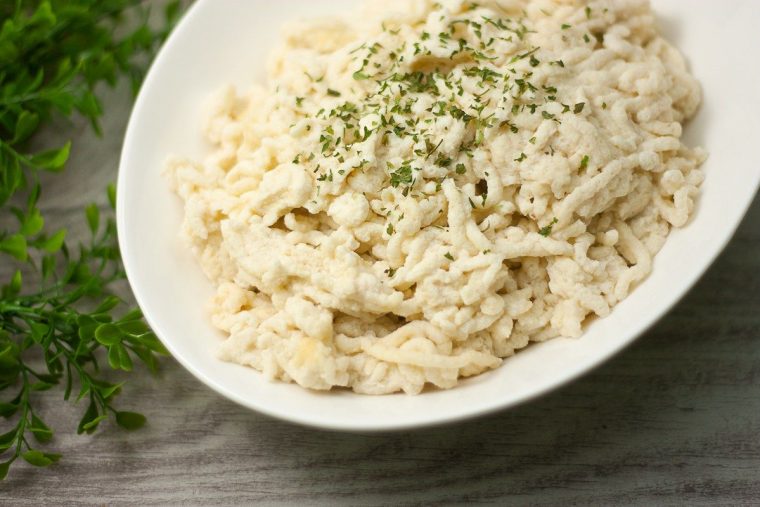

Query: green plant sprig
left=0, top=0, right=184, bottom=480
left=0, top=193, right=169, bottom=479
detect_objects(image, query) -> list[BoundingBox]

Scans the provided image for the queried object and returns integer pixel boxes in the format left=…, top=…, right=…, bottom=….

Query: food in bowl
left=165, top=0, right=705, bottom=394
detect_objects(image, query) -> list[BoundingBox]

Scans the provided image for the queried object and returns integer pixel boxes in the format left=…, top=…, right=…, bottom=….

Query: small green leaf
left=76, top=379, right=91, bottom=402
left=0, top=402, right=18, bottom=418
left=85, top=204, right=100, bottom=234
left=76, top=90, right=102, bottom=119
left=0, top=428, right=18, bottom=447
left=91, top=313, right=114, bottom=324
left=95, top=324, right=122, bottom=346
left=139, top=333, right=169, bottom=355
left=20, top=209, right=44, bottom=236
left=6, top=270, right=22, bottom=296
left=30, top=414, right=53, bottom=443
left=0, top=344, right=19, bottom=369
left=28, top=141, right=71, bottom=172
left=107, top=184, right=117, bottom=209
left=0, top=155, right=22, bottom=207
left=107, top=344, right=121, bottom=370
left=130, top=345, right=156, bottom=373
left=115, top=411, right=146, bottom=430
left=35, top=372, right=60, bottom=384
left=77, top=400, right=98, bottom=435
left=12, top=110, right=40, bottom=143
left=165, top=0, right=182, bottom=25
left=81, top=414, right=108, bottom=432
left=0, top=361, right=19, bottom=382
left=31, top=381, right=55, bottom=391
left=94, top=296, right=120, bottom=313
left=71, top=263, right=92, bottom=284
left=120, top=308, right=143, bottom=321
left=26, top=184, right=41, bottom=210
left=29, top=322, right=49, bottom=343
left=30, top=1, right=56, bottom=26
left=0, top=234, right=27, bottom=261
left=52, top=57, right=74, bottom=85
left=78, top=323, right=98, bottom=342
left=99, top=382, right=124, bottom=400
left=63, top=363, right=73, bottom=401
left=46, top=89, right=75, bottom=114
left=41, top=229, right=66, bottom=253
left=0, top=460, right=10, bottom=480
left=22, top=450, right=53, bottom=467
left=120, top=346, right=133, bottom=371
left=118, top=320, right=149, bottom=336
left=41, top=255, right=56, bottom=280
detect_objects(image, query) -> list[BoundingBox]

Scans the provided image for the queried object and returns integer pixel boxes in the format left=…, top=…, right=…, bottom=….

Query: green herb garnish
left=539, top=218, right=559, bottom=237
left=389, top=165, right=414, bottom=188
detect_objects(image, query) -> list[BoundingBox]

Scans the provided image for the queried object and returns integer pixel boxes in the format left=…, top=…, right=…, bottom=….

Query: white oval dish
left=118, top=0, right=760, bottom=431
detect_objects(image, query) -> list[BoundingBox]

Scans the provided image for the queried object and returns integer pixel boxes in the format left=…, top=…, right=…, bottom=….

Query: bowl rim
left=117, top=0, right=760, bottom=431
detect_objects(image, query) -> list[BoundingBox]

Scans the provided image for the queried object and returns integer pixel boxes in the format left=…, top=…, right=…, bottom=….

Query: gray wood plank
left=1, top=70, right=759, bottom=507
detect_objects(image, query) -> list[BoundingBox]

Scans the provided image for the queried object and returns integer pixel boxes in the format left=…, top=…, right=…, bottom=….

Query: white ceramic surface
left=118, top=0, right=760, bottom=431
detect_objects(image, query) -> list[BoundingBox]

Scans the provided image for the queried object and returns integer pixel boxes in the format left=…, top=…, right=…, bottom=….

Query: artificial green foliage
left=0, top=0, right=183, bottom=480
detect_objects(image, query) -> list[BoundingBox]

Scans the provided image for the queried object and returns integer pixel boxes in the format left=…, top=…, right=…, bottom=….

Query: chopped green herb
left=390, top=166, right=414, bottom=188
left=539, top=218, right=559, bottom=237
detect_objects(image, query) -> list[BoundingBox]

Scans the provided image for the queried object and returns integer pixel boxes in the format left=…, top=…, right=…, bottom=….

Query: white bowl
left=118, top=0, right=760, bottom=431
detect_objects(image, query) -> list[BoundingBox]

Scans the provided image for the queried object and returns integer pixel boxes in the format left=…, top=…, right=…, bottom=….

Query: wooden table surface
left=1, top=79, right=759, bottom=506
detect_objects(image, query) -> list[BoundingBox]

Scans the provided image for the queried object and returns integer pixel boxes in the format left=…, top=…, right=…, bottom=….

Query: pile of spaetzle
left=167, top=0, right=705, bottom=394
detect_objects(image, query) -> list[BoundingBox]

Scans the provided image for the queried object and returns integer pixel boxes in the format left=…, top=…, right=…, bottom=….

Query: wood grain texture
left=1, top=80, right=759, bottom=507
